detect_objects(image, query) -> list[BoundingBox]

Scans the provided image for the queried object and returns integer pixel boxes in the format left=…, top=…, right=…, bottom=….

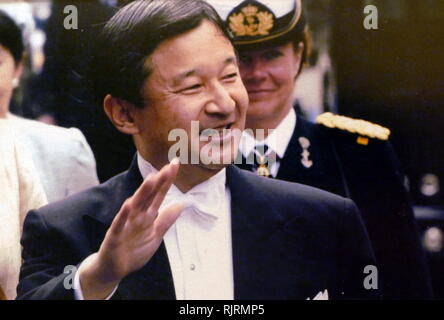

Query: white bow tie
left=137, top=154, right=226, bottom=221
left=162, top=188, right=222, bottom=221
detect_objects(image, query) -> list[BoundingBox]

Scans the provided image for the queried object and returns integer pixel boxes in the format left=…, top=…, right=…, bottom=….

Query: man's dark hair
left=91, top=0, right=232, bottom=108
left=0, top=10, right=24, bottom=65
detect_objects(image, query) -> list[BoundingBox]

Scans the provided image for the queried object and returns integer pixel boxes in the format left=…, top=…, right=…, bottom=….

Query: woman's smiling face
left=238, top=42, right=303, bottom=128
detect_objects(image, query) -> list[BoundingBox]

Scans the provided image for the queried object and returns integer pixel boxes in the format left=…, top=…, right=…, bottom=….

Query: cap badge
left=228, top=4, right=274, bottom=37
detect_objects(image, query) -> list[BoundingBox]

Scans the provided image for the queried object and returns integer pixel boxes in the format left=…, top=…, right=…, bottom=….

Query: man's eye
left=223, top=73, right=238, bottom=81
left=182, top=84, right=202, bottom=92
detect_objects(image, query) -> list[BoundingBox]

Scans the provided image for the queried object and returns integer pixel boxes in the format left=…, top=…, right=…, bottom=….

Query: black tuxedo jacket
left=17, top=158, right=379, bottom=300
left=238, top=115, right=432, bottom=299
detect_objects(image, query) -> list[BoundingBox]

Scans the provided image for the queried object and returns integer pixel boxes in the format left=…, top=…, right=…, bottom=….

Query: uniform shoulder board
left=316, top=112, right=391, bottom=144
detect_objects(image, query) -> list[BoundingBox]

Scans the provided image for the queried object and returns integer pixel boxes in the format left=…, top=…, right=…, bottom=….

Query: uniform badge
left=298, top=137, right=313, bottom=169
left=316, top=112, right=391, bottom=141
left=228, top=3, right=274, bottom=37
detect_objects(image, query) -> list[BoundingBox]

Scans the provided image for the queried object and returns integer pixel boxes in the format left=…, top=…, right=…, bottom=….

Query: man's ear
left=103, top=94, right=140, bottom=135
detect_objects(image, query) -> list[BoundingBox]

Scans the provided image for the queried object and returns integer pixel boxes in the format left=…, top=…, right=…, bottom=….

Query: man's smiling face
left=132, top=20, right=249, bottom=172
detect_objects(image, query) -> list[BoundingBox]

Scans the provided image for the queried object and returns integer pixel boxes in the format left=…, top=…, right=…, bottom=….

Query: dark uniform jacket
left=237, top=114, right=432, bottom=299
left=17, top=159, right=379, bottom=300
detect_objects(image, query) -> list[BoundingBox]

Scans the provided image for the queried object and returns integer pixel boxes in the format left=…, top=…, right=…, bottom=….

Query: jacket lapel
left=83, top=156, right=175, bottom=300
left=227, top=165, right=338, bottom=299
left=227, top=166, right=300, bottom=299
left=277, top=116, right=347, bottom=196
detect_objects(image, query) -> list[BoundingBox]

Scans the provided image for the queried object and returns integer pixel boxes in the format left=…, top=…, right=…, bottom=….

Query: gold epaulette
left=316, top=112, right=391, bottom=142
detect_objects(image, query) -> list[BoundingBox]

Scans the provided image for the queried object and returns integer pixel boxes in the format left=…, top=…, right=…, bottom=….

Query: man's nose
left=205, top=83, right=236, bottom=115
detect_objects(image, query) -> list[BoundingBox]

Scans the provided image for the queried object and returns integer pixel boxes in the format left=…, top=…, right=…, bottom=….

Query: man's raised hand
left=78, top=159, right=183, bottom=299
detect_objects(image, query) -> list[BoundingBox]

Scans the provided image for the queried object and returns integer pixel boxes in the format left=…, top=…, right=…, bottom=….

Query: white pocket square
left=307, top=289, right=329, bottom=300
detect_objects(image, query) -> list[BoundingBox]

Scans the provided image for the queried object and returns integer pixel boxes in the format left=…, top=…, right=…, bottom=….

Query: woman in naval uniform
left=208, top=0, right=432, bottom=299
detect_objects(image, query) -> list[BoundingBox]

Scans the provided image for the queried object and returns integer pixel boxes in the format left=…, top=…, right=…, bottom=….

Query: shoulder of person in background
left=315, top=112, right=390, bottom=144
left=0, top=118, right=48, bottom=217
left=5, top=113, right=99, bottom=202
left=314, top=112, right=432, bottom=299
left=314, top=112, right=405, bottom=177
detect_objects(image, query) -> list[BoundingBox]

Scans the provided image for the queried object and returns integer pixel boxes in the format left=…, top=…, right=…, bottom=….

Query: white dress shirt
left=239, top=108, right=296, bottom=177
left=75, top=153, right=234, bottom=300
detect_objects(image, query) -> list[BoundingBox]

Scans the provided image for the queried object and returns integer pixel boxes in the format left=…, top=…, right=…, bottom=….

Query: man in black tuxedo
left=209, top=0, right=432, bottom=299
left=17, top=0, right=378, bottom=300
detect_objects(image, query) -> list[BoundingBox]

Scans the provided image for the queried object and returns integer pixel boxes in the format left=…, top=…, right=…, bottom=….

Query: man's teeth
left=201, top=125, right=231, bottom=136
